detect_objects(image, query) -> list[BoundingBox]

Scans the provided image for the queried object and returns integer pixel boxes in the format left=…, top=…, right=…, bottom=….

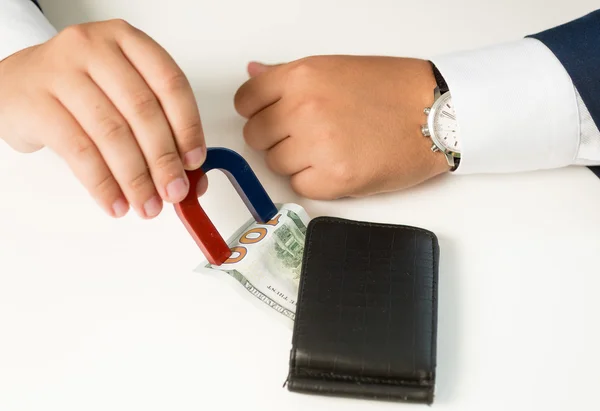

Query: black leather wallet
left=286, top=217, right=440, bottom=404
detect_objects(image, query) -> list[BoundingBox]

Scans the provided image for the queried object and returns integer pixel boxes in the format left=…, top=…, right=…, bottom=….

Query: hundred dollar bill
left=194, top=203, right=310, bottom=328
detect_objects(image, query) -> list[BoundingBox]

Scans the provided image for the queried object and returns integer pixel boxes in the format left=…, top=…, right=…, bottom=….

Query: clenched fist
left=0, top=19, right=207, bottom=219
left=234, top=56, right=450, bottom=200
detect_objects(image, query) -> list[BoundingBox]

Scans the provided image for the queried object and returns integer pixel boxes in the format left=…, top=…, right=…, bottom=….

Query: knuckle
left=319, top=123, right=337, bottom=142
left=68, top=135, right=96, bottom=158
left=128, top=170, right=153, bottom=193
left=295, top=97, right=324, bottom=118
left=129, top=90, right=159, bottom=117
left=330, top=160, right=354, bottom=185
left=98, top=116, right=130, bottom=143
left=176, top=121, right=203, bottom=146
left=153, top=150, right=181, bottom=171
left=59, top=24, right=91, bottom=46
left=108, top=18, right=133, bottom=31
left=288, top=59, right=317, bottom=83
left=161, top=71, right=189, bottom=93
left=92, top=173, right=118, bottom=198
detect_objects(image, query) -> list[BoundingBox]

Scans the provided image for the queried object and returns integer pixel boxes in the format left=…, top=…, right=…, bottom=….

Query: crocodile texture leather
left=286, top=217, right=440, bottom=404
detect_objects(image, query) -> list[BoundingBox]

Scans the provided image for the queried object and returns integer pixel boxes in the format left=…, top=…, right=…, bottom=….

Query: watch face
left=429, top=92, right=460, bottom=154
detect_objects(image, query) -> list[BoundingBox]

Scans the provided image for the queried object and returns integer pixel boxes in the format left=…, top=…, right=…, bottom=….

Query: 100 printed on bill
left=195, top=203, right=310, bottom=328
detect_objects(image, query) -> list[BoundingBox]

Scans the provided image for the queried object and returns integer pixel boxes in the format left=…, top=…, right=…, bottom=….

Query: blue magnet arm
left=201, top=147, right=278, bottom=223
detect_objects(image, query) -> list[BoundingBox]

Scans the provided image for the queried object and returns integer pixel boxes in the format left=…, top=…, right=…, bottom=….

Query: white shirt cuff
left=573, top=86, right=600, bottom=166
left=0, top=0, right=57, bottom=62
left=430, top=37, right=580, bottom=174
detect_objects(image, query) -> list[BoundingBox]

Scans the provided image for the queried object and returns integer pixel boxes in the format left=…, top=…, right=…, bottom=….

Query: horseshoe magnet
left=174, top=147, right=278, bottom=266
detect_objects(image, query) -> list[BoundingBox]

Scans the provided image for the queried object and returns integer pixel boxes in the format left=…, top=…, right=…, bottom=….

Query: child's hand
left=0, top=19, right=207, bottom=219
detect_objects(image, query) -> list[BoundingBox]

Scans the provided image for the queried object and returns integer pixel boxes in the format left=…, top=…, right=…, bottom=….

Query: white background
left=1, top=0, right=599, bottom=410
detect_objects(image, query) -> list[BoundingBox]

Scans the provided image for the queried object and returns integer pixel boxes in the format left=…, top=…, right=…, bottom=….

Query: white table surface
left=1, top=0, right=599, bottom=410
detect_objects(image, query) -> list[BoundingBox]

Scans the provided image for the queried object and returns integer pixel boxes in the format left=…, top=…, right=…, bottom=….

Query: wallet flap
left=287, top=217, right=439, bottom=403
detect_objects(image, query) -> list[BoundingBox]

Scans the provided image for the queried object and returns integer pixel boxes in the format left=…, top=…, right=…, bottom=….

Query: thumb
left=247, top=61, right=281, bottom=77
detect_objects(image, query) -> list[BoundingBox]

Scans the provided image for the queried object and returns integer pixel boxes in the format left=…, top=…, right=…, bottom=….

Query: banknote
left=194, top=203, right=310, bottom=328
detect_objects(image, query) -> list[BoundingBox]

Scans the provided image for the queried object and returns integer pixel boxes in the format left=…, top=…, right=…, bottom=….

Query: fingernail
left=143, top=195, right=162, bottom=218
left=112, top=198, right=129, bottom=218
left=183, top=147, right=206, bottom=169
left=166, top=177, right=189, bottom=201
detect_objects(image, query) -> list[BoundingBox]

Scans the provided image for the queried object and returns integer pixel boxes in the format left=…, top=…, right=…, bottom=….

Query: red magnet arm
left=174, top=147, right=278, bottom=266
left=173, top=168, right=232, bottom=266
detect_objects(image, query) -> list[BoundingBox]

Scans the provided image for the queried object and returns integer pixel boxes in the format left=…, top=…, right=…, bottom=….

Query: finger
left=84, top=44, right=190, bottom=205
left=265, top=137, right=310, bottom=176
left=113, top=23, right=206, bottom=170
left=242, top=100, right=290, bottom=150
left=247, top=61, right=280, bottom=78
left=39, top=96, right=131, bottom=218
left=53, top=74, right=163, bottom=219
left=234, top=63, right=289, bottom=118
left=290, top=168, right=345, bottom=201
left=196, top=174, right=208, bottom=197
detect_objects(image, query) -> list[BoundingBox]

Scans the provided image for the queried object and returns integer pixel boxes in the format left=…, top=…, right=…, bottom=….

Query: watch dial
left=433, top=96, right=460, bottom=153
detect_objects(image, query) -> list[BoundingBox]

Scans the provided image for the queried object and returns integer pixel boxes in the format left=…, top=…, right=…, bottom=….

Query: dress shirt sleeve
left=0, top=0, right=57, bottom=63
left=429, top=37, right=600, bottom=174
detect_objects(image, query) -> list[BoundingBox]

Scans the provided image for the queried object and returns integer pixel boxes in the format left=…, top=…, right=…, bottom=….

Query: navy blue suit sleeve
left=528, top=10, right=600, bottom=179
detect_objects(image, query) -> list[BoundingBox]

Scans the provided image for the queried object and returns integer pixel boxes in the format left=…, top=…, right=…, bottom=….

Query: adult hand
left=234, top=55, right=450, bottom=200
left=0, top=19, right=207, bottom=219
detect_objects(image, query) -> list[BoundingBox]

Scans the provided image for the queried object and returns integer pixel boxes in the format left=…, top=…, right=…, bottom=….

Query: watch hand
left=441, top=110, right=456, bottom=120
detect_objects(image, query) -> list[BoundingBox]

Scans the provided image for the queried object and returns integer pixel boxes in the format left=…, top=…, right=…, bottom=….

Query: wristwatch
left=421, top=62, right=461, bottom=171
